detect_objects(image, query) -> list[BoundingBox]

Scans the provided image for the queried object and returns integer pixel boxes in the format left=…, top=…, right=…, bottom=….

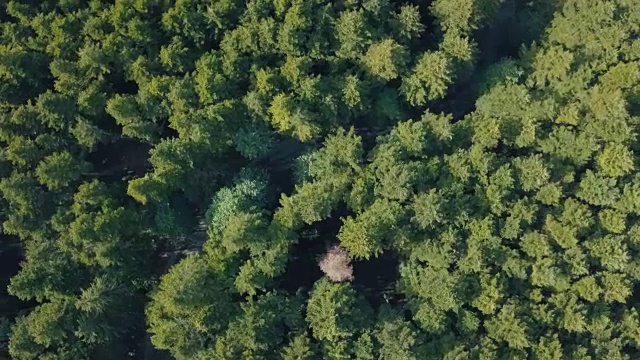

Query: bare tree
left=319, top=245, right=354, bottom=282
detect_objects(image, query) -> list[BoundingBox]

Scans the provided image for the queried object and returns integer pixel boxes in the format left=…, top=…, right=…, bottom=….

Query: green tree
left=375, top=308, right=420, bottom=360
left=362, top=39, right=408, bottom=81
left=269, top=93, right=320, bottom=142
left=147, top=255, right=236, bottom=360
left=338, top=199, right=403, bottom=259
left=35, top=152, right=90, bottom=191
left=106, top=94, right=160, bottom=143
left=401, top=51, right=453, bottom=105
left=306, top=278, right=373, bottom=357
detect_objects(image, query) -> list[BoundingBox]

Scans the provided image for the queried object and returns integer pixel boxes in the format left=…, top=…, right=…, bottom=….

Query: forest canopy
left=1, top=0, right=640, bottom=359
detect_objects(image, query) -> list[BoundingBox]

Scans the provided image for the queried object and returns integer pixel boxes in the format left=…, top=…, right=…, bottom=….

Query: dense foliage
left=1, top=0, right=639, bottom=359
